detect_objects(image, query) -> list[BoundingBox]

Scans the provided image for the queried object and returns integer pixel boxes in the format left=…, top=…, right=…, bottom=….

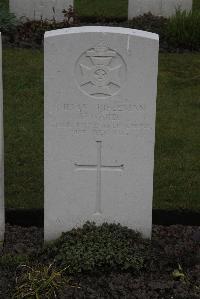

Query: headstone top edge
left=44, top=26, right=159, bottom=41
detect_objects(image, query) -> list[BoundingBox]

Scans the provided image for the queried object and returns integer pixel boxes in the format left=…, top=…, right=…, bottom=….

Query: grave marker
left=44, top=27, right=159, bottom=241
left=0, top=33, right=5, bottom=242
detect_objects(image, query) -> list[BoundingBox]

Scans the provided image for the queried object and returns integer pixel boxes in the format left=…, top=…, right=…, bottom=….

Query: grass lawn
left=193, top=0, right=200, bottom=11
left=3, top=49, right=44, bottom=209
left=154, top=53, right=200, bottom=210
left=74, top=0, right=128, bottom=18
left=2, top=49, right=200, bottom=210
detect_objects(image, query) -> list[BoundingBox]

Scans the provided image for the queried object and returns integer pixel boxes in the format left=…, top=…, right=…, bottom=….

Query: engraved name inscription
left=56, top=101, right=151, bottom=137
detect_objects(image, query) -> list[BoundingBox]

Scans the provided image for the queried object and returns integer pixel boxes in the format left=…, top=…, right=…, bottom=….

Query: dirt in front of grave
left=0, top=224, right=200, bottom=299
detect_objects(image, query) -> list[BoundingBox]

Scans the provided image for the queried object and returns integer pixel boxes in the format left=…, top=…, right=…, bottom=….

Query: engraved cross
left=74, top=141, right=124, bottom=214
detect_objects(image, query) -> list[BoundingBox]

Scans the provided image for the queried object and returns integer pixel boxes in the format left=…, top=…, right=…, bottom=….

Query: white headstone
left=44, top=26, right=159, bottom=241
left=0, top=33, right=5, bottom=242
left=128, top=0, right=193, bottom=19
left=9, top=0, right=73, bottom=22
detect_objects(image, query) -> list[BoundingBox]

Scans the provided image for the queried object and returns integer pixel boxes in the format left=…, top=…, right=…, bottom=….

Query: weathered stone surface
left=128, top=0, right=193, bottom=19
left=44, top=26, right=159, bottom=241
left=9, top=0, right=73, bottom=22
left=0, top=33, right=5, bottom=242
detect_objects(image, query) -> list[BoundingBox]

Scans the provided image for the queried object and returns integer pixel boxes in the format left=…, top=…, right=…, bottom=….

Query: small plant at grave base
left=172, top=264, right=187, bottom=282
left=0, top=4, right=18, bottom=34
left=38, top=222, right=150, bottom=274
left=166, top=9, right=200, bottom=51
left=0, top=254, right=29, bottom=269
left=129, top=13, right=168, bottom=41
left=62, top=5, right=80, bottom=25
left=13, top=6, right=79, bottom=46
left=13, top=264, right=74, bottom=299
left=172, top=264, right=200, bottom=296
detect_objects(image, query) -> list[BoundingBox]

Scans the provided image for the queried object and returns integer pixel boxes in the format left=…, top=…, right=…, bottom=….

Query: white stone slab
left=44, top=26, right=159, bottom=241
left=9, top=0, right=73, bottom=22
left=128, top=0, right=193, bottom=19
left=0, top=33, right=5, bottom=242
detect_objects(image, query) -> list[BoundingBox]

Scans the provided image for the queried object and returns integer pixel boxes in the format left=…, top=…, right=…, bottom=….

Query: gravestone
left=0, top=33, right=5, bottom=242
left=128, top=0, right=193, bottom=19
left=44, top=26, right=159, bottom=241
left=10, top=0, right=73, bottom=22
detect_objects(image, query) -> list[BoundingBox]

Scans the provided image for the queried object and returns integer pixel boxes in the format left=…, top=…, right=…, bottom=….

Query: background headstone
left=128, top=0, right=193, bottom=19
left=0, top=33, right=5, bottom=242
left=44, top=26, right=159, bottom=241
left=9, top=0, right=73, bottom=22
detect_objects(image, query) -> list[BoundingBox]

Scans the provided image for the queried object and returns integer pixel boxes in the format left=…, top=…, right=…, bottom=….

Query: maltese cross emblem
left=75, top=42, right=126, bottom=99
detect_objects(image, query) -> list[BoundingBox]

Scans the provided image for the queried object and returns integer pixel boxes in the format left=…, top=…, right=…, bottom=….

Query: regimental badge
left=75, top=42, right=127, bottom=99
